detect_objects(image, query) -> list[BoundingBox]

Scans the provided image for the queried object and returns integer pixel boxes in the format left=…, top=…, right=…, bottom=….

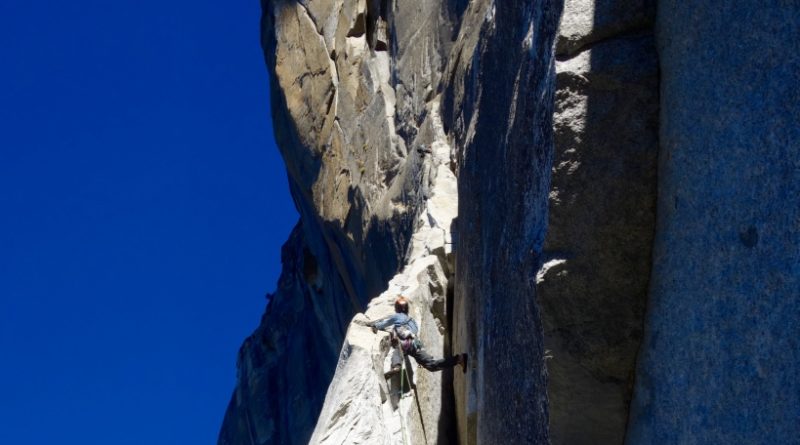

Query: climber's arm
left=369, top=314, right=402, bottom=331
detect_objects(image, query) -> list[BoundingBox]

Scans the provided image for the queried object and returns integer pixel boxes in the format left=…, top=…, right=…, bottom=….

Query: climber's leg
left=384, top=348, right=403, bottom=378
left=391, top=347, right=403, bottom=368
left=409, top=345, right=460, bottom=372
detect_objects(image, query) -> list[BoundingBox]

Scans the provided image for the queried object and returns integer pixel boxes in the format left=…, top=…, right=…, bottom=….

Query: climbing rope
left=397, top=352, right=410, bottom=445
left=370, top=324, right=429, bottom=445
left=397, top=349, right=429, bottom=445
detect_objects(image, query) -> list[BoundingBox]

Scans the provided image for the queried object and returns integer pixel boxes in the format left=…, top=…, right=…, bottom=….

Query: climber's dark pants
left=392, top=342, right=459, bottom=372
left=410, top=346, right=460, bottom=371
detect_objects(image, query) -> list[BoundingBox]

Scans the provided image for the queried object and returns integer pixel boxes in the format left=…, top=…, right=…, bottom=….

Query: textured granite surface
left=626, top=2, right=800, bottom=443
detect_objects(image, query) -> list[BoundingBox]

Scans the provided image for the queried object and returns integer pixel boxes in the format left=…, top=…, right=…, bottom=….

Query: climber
left=365, top=296, right=468, bottom=377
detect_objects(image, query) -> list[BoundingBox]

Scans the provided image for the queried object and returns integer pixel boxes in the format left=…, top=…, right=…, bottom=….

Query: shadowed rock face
left=541, top=1, right=658, bottom=443
left=218, top=224, right=350, bottom=445
left=626, top=3, right=800, bottom=443
left=444, top=1, right=563, bottom=443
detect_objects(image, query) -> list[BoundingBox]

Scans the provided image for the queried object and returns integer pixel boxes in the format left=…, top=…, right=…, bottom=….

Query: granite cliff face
left=219, top=0, right=799, bottom=444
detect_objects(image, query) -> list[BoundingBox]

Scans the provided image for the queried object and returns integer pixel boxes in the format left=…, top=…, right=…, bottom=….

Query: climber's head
left=394, top=296, right=409, bottom=314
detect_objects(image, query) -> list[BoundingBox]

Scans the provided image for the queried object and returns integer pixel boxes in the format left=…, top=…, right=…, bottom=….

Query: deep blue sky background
left=0, top=1, right=297, bottom=444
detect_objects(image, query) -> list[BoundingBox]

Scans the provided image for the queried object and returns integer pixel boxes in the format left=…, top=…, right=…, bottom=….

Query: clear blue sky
left=0, top=1, right=297, bottom=444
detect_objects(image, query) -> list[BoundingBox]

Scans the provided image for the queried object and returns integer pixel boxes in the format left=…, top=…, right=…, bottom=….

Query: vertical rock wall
left=626, top=2, right=800, bottom=443
left=445, top=1, right=563, bottom=443
left=540, top=1, right=658, bottom=443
